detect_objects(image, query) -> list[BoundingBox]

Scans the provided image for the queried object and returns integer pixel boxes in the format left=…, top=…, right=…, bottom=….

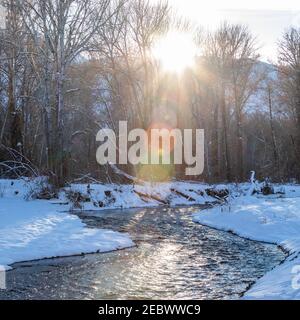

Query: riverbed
left=0, top=206, right=286, bottom=299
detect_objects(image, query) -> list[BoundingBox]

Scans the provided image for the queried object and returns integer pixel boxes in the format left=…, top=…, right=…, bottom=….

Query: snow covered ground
left=0, top=177, right=219, bottom=270
left=193, top=185, right=300, bottom=299
left=0, top=178, right=134, bottom=270
left=3, top=177, right=299, bottom=300
left=64, top=180, right=219, bottom=210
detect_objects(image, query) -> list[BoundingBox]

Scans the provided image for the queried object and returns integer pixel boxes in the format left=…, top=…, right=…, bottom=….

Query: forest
left=1, top=0, right=300, bottom=185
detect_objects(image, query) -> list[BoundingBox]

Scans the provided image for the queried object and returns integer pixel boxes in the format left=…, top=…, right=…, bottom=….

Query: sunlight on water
left=0, top=207, right=286, bottom=300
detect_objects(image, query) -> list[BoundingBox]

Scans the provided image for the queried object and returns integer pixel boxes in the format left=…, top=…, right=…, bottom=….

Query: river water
left=0, top=206, right=286, bottom=300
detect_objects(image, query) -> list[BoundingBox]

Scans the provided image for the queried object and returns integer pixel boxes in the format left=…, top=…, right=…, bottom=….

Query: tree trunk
left=211, top=99, right=219, bottom=180
left=220, top=83, right=231, bottom=181
left=268, top=86, right=279, bottom=177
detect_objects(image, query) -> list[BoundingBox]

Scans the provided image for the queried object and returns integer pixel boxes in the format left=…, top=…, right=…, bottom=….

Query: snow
left=64, top=181, right=217, bottom=211
left=3, top=177, right=299, bottom=299
left=0, top=177, right=220, bottom=270
left=0, top=179, right=134, bottom=270
left=193, top=186, right=300, bottom=299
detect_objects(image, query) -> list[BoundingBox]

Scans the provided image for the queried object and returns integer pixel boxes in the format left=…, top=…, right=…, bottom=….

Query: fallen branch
left=170, top=188, right=195, bottom=202
left=133, top=190, right=169, bottom=205
left=67, top=173, right=104, bottom=185
left=205, top=188, right=229, bottom=202
left=108, top=162, right=145, bottom=185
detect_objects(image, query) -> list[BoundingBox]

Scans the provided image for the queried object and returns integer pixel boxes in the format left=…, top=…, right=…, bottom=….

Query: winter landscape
left=1, top=0, right=300, bottom=302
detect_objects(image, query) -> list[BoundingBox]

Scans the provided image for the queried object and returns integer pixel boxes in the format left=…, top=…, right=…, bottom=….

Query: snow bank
left=0, top=179, right=133, bottom=270
left=64, top=181, right=220, bottom=211
left=0, top=177, right=226, bottom=270
left=193, top=188, right=300, bottom=299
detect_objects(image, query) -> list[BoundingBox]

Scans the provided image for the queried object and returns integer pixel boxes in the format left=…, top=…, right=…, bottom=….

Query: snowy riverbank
left=193, top=185, right=300, bottom=299
left=0, top=178, right=134, bottom=270
left=64, top=180, right=221, bottom=210
left=0, top=177, right=222, bottom=270
left=3, top=177, right=299, bottom=300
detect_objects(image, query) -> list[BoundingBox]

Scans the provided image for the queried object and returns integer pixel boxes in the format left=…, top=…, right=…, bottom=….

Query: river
left=0, top=206, right=286, bottom=299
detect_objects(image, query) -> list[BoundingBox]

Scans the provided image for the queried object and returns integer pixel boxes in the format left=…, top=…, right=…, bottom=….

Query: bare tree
left=203, top=22, right=259, bottom=181
left=278, top=27, right=300, bottom=178
left=0, top=0, right=25, bottom=149
left=17, top=0, right=120, bottom=184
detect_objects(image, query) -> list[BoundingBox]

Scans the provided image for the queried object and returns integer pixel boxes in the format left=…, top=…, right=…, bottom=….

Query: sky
left=1, top=1, right=300, bottom=61
left=161, top=0, right=300, bottom=61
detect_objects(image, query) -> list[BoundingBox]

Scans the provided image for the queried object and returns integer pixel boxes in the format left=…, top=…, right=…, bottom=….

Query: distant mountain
left=245, top=60, right=278, bottom=114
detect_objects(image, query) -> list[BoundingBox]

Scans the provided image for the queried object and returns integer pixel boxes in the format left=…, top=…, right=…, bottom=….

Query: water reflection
left=0, top=206, right=286, bottom=300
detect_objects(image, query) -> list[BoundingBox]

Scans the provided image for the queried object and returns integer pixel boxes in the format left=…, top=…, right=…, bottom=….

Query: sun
left=152, top=32, right=197, bottom=73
